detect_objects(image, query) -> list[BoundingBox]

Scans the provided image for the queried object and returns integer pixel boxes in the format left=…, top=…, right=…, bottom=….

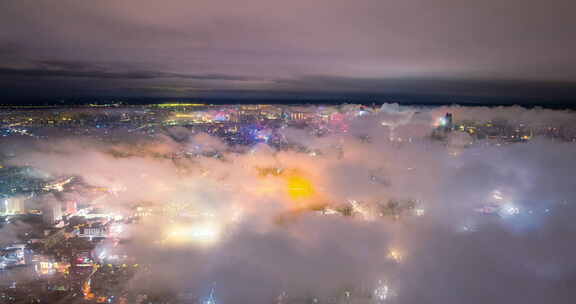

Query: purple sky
left=1, top=0, right=576, bottom=102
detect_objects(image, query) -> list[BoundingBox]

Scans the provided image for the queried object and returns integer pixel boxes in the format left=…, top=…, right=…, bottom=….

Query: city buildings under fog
left=1, top=103, right=576, bottom=303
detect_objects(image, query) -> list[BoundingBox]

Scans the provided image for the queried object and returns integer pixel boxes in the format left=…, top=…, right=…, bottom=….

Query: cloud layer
left=4, top=104, right=576, bottom=302
left=1, top=0, right=576, bottom=100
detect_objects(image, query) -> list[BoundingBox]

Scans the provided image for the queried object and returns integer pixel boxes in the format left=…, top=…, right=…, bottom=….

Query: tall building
left=444, top=113, right=453, bottom=131
left=431, top=112, right=455, bottom=141
left=76, top=225, right=107, bottom=239
left=42, top=201, right=63, bottom=226
left=2, top=197, right=25, bottom=215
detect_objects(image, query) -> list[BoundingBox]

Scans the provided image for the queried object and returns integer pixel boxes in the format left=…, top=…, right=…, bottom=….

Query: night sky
left=2, top=0, right=576, bottom=104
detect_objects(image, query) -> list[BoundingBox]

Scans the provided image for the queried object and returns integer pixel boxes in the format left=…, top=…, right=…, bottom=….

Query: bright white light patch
left=492, top=190, right=504, bottom=201
left=499, top=203, right=520, bottom=218
left=374, top=280, right=390, bottom=302
left=165, top=222, right=222, bottom=246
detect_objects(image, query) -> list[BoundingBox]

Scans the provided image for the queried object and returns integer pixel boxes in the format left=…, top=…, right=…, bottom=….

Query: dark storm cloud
left=0, top=45, right=19, bottom=56
left=1, top=0, right=576, bottom=101
left=0, top=61, right=255, bottom=81
left=272, top=75, right=576, bottom=99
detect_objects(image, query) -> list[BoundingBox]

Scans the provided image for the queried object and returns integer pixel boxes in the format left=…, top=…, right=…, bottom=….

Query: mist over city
left=0, top=103, right=575, bottom=303
left=2, top=0, right=576, bottom=303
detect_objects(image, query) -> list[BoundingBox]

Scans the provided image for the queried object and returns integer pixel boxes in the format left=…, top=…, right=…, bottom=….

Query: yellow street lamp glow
left=287, top=175, right=315, bottom=200
left=387, top=248, right=404, bottom=262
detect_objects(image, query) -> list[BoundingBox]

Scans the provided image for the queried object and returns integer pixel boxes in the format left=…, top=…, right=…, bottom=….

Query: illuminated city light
left=492, top=190, right=504, bottom=201
left=499, top=203, right=520, bottom=218
left=373, top=280, right=390, bottom=302
left=165, top=221, right=222, bottom=246
left=202, top=286, right=217, bottom=304
left=286, top=175, right=315, bottom=200
left=349, top=199, right=373, bottom=220
left=458, top=221, right=478, bottom=233
left=157, top=103, right=206, bottom=108
left=322, top=207, right=341, bottom=215
left=2, top=102, right=576, bottom=302
left=43, top=177, right=74, bottom=192
left=387, top=248, right=404, bottom=262
left=414, top=208, right=425, bottom=216
left=83, top=279, right=95, bottom=300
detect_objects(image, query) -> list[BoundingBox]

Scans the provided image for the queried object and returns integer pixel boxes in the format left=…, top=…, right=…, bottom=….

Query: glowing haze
left=4, top=104, right=576, bottom=303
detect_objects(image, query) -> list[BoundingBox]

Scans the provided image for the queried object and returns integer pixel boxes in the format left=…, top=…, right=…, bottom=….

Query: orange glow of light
left=253, top=179, right=282, bottom=196
left=83, top=280, right=95, bottom=300
left=287, top=175, right=315, bottom=200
